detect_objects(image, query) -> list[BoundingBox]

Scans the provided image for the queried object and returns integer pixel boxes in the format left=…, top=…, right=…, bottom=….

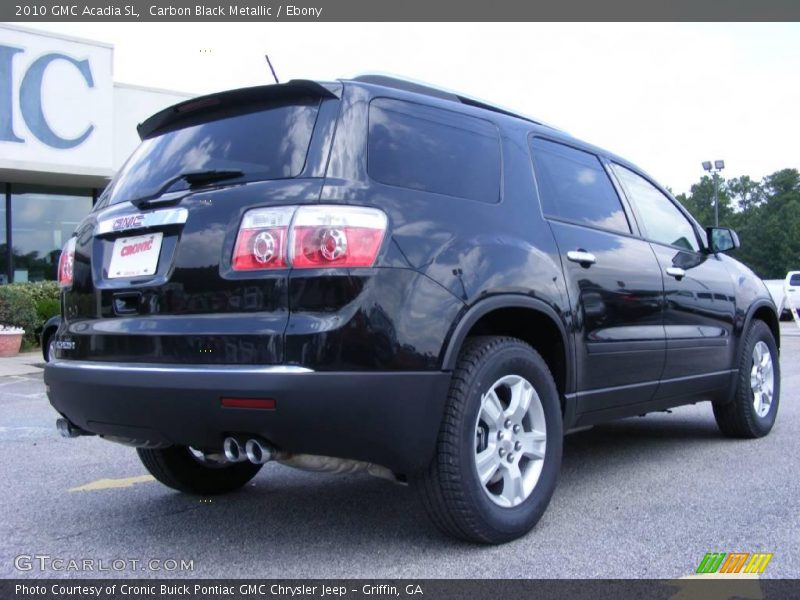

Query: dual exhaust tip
left=223, top=436, right=273, bottom=464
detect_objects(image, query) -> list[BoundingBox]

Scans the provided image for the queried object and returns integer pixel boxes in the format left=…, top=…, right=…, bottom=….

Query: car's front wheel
left=713, top=320, right=780, bottom=438
left=137, top=446, right=262, bottom=495
left=41, top=328, right=57, bottom=362
left=415, top=336, right=562, bottom=544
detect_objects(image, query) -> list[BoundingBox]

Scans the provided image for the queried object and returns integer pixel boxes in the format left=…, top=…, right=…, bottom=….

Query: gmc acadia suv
left=45, top=76, right=781, bottom=544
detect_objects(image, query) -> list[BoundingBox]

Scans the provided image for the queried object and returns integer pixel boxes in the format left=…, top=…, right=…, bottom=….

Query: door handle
left=666, top=267, right=686, bottom=280
left=566, top=250, right=596, bottom=266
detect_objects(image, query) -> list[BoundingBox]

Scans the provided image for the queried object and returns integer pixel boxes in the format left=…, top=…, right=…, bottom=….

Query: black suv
left=45, top=76, right=781, bottom=544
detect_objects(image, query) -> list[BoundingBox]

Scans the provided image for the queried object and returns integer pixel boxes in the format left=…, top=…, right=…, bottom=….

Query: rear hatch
left=59, top=81, right=341, bottom=365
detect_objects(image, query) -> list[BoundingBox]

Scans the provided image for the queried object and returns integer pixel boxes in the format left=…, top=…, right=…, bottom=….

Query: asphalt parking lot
left=1, top=324, right=798, bottom=580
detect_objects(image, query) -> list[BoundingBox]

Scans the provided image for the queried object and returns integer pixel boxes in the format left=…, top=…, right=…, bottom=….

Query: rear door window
left=368, top=98, right=501, bottom=203
left=789, top=274, right=800, bottom=286
left=530, top=137, right=631, bottom=234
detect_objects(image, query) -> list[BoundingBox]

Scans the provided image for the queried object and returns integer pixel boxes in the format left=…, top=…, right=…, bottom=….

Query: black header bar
left=3, top=0, right=800, bottom=21
left=4, top=579, right=800, bottom=600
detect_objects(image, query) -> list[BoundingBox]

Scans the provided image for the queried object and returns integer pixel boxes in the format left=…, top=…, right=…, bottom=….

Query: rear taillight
left=232, top=205, right=387, bottom=271
left=290, top=206, right=387, bottom=269
left=232, top=207, right=294, bottom=271
left=57, top=238, right=76, bottom=288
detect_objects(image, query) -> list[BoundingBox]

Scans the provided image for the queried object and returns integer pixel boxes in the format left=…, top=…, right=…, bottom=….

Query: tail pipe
left=245, top=438, right=274, bottom=464
left=56, top=418, right=92, bottom=438
left=223, top=437, right=248, bottom=462
left=222, top=435, right=399, bottom=482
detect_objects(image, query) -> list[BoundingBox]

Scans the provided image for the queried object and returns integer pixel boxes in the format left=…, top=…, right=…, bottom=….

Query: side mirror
left=706, top=227, right=740, bottom=253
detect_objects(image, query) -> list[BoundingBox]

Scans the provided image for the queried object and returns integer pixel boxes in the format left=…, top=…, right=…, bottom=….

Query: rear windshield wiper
left=130, top=169, right=245, bottom=208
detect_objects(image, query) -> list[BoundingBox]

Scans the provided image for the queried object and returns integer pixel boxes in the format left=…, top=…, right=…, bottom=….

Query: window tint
left=790, top=274, right=800, bottom=286
left=611, top=164, right=700, bottom=252
left=368, top=98, right=501, bottom=203
left=530, top=138, right=630, bottom=234
left=104, top=98, right=321, bottom=206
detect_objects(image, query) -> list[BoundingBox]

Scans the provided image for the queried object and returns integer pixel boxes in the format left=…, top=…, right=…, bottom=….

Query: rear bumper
left=44, top=361, right=451, bottom=473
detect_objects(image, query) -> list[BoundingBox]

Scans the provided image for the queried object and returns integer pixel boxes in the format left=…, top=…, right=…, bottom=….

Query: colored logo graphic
left=696, top=552, right=773, bottom=574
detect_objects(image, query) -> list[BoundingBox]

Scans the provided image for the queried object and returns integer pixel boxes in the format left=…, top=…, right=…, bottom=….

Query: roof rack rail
left=351, top=74, right=546, bottom=127
left=352, top=75, right=459, bottom=103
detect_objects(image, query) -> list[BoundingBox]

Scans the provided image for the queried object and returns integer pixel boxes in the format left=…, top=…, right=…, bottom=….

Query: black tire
left=713, top=320, right=780, bottom=438
left=41, top=328, right=56, bottom=362
left=414, top=336, right=563, bottom=544
left=137, top=446, right=262, bottom=495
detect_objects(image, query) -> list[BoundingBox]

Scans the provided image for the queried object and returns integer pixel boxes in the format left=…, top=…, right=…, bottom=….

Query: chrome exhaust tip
left=56, top=418, right=90, bottom=438
left=245, top=438, right=273, bottom=464
left=223, top=437, right=246, bottom=462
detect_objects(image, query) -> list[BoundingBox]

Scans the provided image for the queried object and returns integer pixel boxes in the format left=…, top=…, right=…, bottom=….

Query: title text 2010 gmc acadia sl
left=45, top=76, right=781, bottom=543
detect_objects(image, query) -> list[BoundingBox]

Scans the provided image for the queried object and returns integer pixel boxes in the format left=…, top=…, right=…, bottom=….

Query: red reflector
left=221, top=397, right=276, bottom=410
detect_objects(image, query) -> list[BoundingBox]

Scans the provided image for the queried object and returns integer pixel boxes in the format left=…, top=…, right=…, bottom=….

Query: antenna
left=264, top=54, right=279, bottom=84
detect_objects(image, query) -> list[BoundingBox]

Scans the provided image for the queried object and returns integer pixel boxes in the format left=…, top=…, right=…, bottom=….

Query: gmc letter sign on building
left=0, top=24, right=193, bottom=284
left=0, top=24, right=113, bottom=178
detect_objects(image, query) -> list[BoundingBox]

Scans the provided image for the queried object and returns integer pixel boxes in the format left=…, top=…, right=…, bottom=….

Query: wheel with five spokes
left=474, top=374, right=548, bottom=508
left=415, top=336, right=562, bottom=544
left=714, top=320, right=780, bottom=438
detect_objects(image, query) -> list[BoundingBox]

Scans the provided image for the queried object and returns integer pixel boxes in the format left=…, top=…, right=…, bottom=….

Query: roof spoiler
left=137, top=80, right=340, bottom=140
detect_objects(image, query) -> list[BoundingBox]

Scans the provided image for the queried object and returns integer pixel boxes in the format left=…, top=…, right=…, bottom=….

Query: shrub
left=2, top=282, right=60, bottom=345
left=7, top=281, right=60, bottom=305
left=0, top=286, right=38, bottom=344
left=35, top=297, right=61, bottom=322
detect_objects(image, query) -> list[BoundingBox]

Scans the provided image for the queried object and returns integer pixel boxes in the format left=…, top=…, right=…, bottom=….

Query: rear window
left=102, top=98, right=321, bottom=206
left=368, top=98, right=501, bottom=203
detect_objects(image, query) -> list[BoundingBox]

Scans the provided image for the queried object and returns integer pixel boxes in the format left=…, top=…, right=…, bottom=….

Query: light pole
left=702, top=160, right=725, bottom=227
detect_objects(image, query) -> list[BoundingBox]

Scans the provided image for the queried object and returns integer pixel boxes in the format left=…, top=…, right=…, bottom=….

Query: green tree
left=726, top=175, right=765, bottom=214
left=744, top=169, right=800, bottom=278
left=764, top=168, right=800, bottom=197
left=677, top=175, right=733, bottom=228
left=678, top=168, right=800, bottom=279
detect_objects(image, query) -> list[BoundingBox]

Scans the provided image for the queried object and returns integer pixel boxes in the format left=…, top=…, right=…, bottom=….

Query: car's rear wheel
left=713, top=320, right=780, bottom=438
left=414, top=336, right=562, bottom=544
left=137, top=446, right=262, bottom=495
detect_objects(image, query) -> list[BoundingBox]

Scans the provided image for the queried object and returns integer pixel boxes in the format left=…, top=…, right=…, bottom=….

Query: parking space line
left=2, top=391, right=47, bottom=399
left=0, top=376, right=40, bottom=387
left=69, top=475, right=155, bottom=492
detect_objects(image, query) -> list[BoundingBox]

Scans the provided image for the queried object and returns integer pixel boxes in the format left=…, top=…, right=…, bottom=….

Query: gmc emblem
left=112, top=215, right=144, bottom=231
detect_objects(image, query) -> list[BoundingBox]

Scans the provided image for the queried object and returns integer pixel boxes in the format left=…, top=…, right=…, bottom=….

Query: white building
left=0, top=24, right=194, bottom=283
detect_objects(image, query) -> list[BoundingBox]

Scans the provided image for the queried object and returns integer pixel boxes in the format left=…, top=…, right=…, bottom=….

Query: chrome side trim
left=48, top=360, right=313, bottom=374
left=96, top=208, right=188, bottom=235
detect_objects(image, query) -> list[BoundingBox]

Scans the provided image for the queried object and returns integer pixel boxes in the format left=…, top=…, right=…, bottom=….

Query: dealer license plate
left=108, top=232, right=163, bottom=279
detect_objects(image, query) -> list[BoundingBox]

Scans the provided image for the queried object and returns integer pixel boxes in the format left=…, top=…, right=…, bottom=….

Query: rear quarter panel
left=320, top=83, right=570, bottom=370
